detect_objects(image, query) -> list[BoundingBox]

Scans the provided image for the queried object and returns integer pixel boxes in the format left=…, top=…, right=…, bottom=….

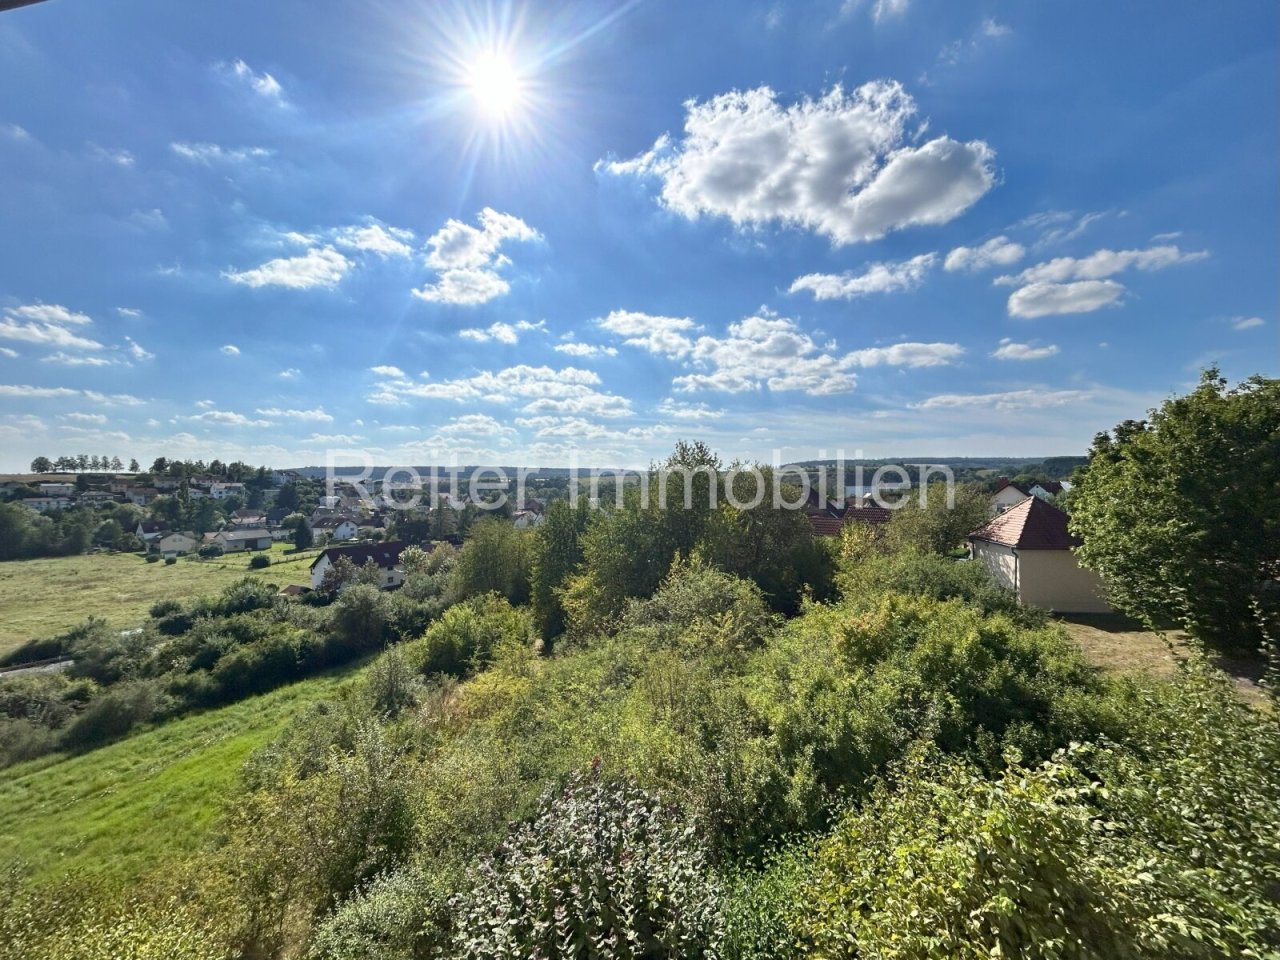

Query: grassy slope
left=0, top=664, right=362, bottom=887
left=0, top=543, right=321, bottom=655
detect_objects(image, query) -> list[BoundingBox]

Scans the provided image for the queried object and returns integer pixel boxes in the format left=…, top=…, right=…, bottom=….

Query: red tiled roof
left=843, top=502, right=893, bottom=525
left=807, top=514, right=845, bottom=537
left=968, top=496, right=1081, bottom=550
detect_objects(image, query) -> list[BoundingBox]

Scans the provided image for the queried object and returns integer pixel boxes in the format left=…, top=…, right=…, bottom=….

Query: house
left=1029, top=479, right=1071, bottom=501
left=231, top=508, right=267, bottom=527
left=310, top=541, right=408, bottom=591
left=265, top=507, right=292, bottom=527
left=23, top=496, right=74, bottom=513
left=136, top=520, right=167, bottom=542
left=209, top=482, right=246, bottom=501
left=78, top=490, right=120, bottom=504
left=211, top=529, right=273, bottom=553
left=153, top=477, right=183, bottom=492
left=989, top=478, right=1033, bottom=515
left=37, top=482, right=75, bottom=496
left=153, top=531, right=198, bottom=558
left=126, top=487, right=161, bottom=506
left=310, top=516, right=359, bottom=541
left=967, top=497, right=1111, bottom=614
left=512, top=509, right=544, bottom=529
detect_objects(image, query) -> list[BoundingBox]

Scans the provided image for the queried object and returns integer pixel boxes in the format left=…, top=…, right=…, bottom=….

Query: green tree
left=448, top=519, right=530, bottom=605
left=1069, top=369, right=1280, bottom=650
left=884, top=482, right=990, bottom=556
left=29, top=456, right=52, bottom=473
left=528, top=497, right=591, bottom=640
left=292, top=515, right=314, bottom=550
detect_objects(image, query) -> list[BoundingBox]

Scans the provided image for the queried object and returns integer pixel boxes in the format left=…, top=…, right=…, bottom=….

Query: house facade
left=213, top=529, right=273, bottom=553
left=310, top=517, right=359, bottom=541
left=154, top=531, right=198, bottom=557
left=968, top=497, right=1111, bottom=614
left=309, top=541, right=408, bottom=591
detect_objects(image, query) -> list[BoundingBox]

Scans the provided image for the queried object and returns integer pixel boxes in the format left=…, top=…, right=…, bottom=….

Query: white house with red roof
left=968, top=497, right=1111, bottom=613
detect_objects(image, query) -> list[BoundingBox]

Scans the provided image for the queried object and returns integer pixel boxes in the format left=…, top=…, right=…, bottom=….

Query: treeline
left=29, top=455, right=135, bottom=474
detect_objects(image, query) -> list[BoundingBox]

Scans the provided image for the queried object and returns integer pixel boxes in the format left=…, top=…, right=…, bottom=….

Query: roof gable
left=968, top=496, right=1081, bottom=550
left=310, top=541, right=408, bottom=571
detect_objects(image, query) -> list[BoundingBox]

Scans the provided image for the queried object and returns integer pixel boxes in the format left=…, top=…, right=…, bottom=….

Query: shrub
left=59, top=679, right=169, bottom=750
left=307, top=864, right=457, bottom=960
left=329, top=584, right=391, bottom=656
left=149, top=598, right=182, bottom=619
left=145, top=554, right=160, bottom=563
left=249, top=554, right=271, bottom=569
left=165, top=556, right=177, bottom=565
left=417, top=594, right=532, bottom=678
left=198, top=544, right=224, bottom=559
left=451, top=770, right=724, bottom=959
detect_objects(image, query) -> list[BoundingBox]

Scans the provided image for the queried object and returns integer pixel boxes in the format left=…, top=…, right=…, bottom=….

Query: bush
left=149, top=598, right=183, bottom=619
left=164, top=556, right=177, bottom=565
left=59, top=679, right=169, bottom=750
left=451, top=770, right=724, bottom=959
left=307, top=864, right=457, bottom=960
left=417, top=594, right=532, bottom=678
left=329, top=584, right=391, bottom=656
left=145, top=554, right=160, bottom=564
left=198, top=544, right=224, bottom=559
left=249, top=554, right=271, bottom=569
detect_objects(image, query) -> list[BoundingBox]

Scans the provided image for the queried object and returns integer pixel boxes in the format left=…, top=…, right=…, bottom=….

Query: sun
left=466, top=51, right=524, bottom=118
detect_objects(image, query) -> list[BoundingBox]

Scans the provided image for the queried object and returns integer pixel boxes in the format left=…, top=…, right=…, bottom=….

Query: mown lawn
left=0, top=543, right=321, bottom=655
left=0, top=664, right=363, bottom=888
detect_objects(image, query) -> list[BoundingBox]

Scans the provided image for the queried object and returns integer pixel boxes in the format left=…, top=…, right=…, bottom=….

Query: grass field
left=0, top=543, right=322, bottom=656
left=0, top=663, right=364, bottom=888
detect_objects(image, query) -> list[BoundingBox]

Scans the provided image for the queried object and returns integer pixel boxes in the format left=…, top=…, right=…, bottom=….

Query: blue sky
left=0, top=0, right=1275, bottom=470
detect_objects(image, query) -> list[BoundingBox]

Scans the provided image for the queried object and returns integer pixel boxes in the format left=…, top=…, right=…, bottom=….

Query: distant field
left=0, top=664, right=363, bottom=888
left=0, top=543, right=321, bottom=655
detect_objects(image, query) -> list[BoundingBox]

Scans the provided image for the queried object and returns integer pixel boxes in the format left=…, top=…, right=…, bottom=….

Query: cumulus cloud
left=554, top=341, right=618, bottom=358
left=255, top=406, right=334, bottom=422
left=413, top=208, right=539, bottom=305
left=124, top=337, right=155, bottom=361
left=40, top=352, right=114, bottom=367
left=599, top=309, right=960, bottom=395
left=656, top=398, right=725, bottom=420
left=64, top=412, right=108, bottom=424
left=279, top=367, right=301, bottom=379
left=789, top=253, right=935, bottom=300
left=992, top=339, right=1059, bottom=360
left=0, top=347, right=15, bottom=358
left=223, top=245, right=352, bottom=290
left=370, top=364, right=634, bottom=419
left=221, top=344, right=241, bottom=356
left=333, top=223, right=414, bottom=258
left=0, top=304, right=103, bottom=351
left=1007, top=280, right=1125, bottom=318
left=116, top=307, right=143, bottom=319
left=913, top=388, right=1089, bottom=411
left=845, top=341, right=965, bottom=367
left=599, top=81, right=995, bottom=245
left=995, top=244, right=1208, bottom=287
left=369, top=365, right=407, bottom=378
left=459, top=320, right=546, bottom=345
left=171, top=142, right=272, bottom=164
left=943, top=235, right=1024, bottom=271
left=0, top=384, right=80, bottom=398
left=188, top=409, right=273, bottom=427
left=88, top=143, right=135, bottom=167
left=597, top=310, right=698, bottom=358
left=1232, top=316, right=1265, bottom=331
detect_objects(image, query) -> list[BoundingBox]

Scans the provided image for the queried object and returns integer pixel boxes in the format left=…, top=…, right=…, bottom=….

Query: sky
left=0, top=0, right=1276, bottom=471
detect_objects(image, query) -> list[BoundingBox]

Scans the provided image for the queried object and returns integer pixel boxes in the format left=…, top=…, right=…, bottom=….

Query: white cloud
left=3, top=123, right=32, bottom=141
left=221, top=344, right=241, bottom=356
left=229, top=59, right=285, bottom=103
left=125, top=337, right=154, bottom=361
left=1231, top=316, right=1265, bottom=331
left=333, top=223, right=414, bottom=258
left=0, top=347, right=15, bottom=358
left=0, top=304, right=103, bottom=351
left=656, top=398, right=725, bottom=420
left=871, top=0, right=909, bottom=21
left=459, top=319, right=546, bottom=344
left=1007, top=279, right=1126, bottom=318
left=789, top=253, right=935, bottom=300
left=116, top=307, right=143, bottom=319
left=513, top=416, right=668, bottom=443
left=599, top=81, right=995, bottom=245
left=40, top=352, right=114, bottom=367
left=992, top=339, right=1059, bottom=361
left=5, top=304, right=92, bottom=326
left=0, top=384, right=79, bottom=399
left=255, top=407, right=334, bottom=422
left=369, top=365, right=407, bottom=378
left=189, top=409, right=273, bottom=427
left=371, top=364, right=634, bottom=418
left=943, top=235, right=1024, bottom=271
left=597, top=310, right=698, bottom=358
left=224, top=246, right=352, bottom=290
left=913, top=388, right=1089, bottom=411
left=413, top=208, right=540, bottom=305
left=982, top=18, right=1012, bottom=37
left=1151, top=231, right=1182, bottom=242
left=554, top=341, right=618, bottom=358
left=64, top=412, right=108, bottom=424
left=303, top=433, right=365, bottom=445
left=996, top=244, right=1208, bottom=287
left=1019, top=209, right=1111, bottom=249
left=845, top=341, right=965, bottom=367
left=88, top=143, right=135, bottom=167
left=279, top=367, right=301, bottom=379
left=170, top=141, right=273, bottom=165
left=83, top=391, right=145, bottom=406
